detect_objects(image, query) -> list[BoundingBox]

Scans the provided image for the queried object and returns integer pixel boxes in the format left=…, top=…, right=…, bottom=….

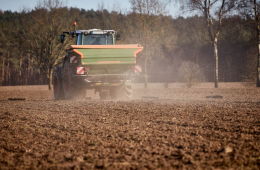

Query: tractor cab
left=60, top=22, right=121, bottom=45
left=74, top=29, right=116, bottom=45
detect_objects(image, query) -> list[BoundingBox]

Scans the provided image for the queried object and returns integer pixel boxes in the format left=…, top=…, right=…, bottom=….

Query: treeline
left=0, top=2, right=257, bottom=86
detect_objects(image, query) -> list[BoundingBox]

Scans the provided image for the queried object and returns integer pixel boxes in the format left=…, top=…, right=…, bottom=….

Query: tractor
left=52, top=22, right=143, bottom=100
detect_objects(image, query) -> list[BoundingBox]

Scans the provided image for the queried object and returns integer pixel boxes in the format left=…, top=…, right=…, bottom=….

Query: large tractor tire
left=53, top=67, right=64, bottom=100
left=110, top=85, right=132, bottom=100
left=62, top=58, right=86, bottom=100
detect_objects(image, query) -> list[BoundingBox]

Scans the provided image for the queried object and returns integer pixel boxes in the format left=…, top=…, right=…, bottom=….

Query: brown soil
left=0, top=83, right=259, bottom=169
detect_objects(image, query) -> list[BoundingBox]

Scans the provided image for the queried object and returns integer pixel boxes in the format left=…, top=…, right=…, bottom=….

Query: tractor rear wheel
left=62, top=58, right=76, bottom=100
left=110, top=85, right=132, bottom=100
left=53, top=67, right=64, bottom=100
left=62, top=58, right=86, bottom=100
left=99, top=89, right=110, bottom=100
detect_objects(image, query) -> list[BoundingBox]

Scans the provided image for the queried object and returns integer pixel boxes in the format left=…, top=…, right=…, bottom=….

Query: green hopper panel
left=67, top=45, right=143, bottom=66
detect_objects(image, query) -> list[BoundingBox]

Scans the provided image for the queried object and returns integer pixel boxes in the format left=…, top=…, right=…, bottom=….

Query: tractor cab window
left=76, top=34, right=83, bottom=45
left=83, top=34, right=113, bottom=45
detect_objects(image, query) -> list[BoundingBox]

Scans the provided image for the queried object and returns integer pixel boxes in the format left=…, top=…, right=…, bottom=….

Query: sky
left=0, top=0, right=186, bottom=18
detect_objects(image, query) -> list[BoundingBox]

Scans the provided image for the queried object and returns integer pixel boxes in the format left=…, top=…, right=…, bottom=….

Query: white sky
left=0, top=0, right=186, bottom=18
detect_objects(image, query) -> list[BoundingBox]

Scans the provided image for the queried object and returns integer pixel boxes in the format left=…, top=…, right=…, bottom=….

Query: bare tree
left=98, top=2, right=109, bottom=30
left=178, top=61, right=205, bottom=88
left=176, top=0, right=236, bottom=88
left=21, top=0, right=70, bottom=90
left=129, top=0, right=168, bottom=88
left=237, top=0, right=260, bottom=87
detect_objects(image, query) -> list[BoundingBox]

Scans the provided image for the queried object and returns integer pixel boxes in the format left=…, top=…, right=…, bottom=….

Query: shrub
left=178, top=61, right=205, bottom=88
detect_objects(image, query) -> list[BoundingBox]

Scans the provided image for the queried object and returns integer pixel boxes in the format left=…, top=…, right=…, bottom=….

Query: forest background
left=0, top=0, right=258, bottom=88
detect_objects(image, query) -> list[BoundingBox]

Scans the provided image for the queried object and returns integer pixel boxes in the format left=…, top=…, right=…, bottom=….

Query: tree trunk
left=31, top=56, right=34, bottom=76
left=257, top=32, right=260, bottom=87
left=254, top=0, right=260, bottom=87
left=256, top=13, right=260, bottom=87
left=144, top=30, right=148, bottom=89
left=48, top=68, right=53, bottom=90
left=30, top=54, right=34, bottom=85
left=8, top=61, right=10, bottom=85
left=1, top=57, right=4, bottom=85
left=6, top=51, right=10, bottom=86
left=28, top=53, right=30, bottom=76
left=19, top=57, right=22, bottom=85
left=144, top=52, right=148, bottom=89
left=214, top=39, right=219, bottom=88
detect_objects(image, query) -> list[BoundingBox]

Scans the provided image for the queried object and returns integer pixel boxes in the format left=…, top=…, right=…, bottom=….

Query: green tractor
left=52, top=23, right=143, bottom=100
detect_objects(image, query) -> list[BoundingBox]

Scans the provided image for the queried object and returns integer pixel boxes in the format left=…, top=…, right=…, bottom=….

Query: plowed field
left=0, top=83, right=259, bottom=169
